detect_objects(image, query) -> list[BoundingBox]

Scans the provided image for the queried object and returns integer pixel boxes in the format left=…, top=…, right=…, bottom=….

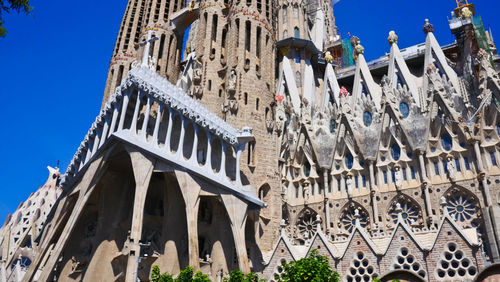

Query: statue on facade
left=346, top=174, right=353, bottom=198
left=394, top=165, right=403, bottom=189
left=446, top=155, right=456, bottom=180
left=228, top=69, right=237, bottom=92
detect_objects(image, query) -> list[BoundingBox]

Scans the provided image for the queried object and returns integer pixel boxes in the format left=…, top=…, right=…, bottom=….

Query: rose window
left=390, top=202, right=419, bottom=226
left=341, top=209, right=368, bottom=232
left=447, top=195, right=477, bottom=223
left=297, top=214, right=316, bottom=239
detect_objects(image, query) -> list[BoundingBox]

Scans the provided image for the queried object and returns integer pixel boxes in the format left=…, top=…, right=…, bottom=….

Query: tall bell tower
left=102, top=0, right=187, bottom=107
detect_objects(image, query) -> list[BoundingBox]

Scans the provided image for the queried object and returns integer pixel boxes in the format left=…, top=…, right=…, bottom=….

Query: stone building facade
left=3, top=0, right=500, bottom=282
left=0, top=167, right=62, bottom=282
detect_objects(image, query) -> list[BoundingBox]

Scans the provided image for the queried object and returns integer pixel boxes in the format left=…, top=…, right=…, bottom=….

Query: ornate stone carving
left=387, top=30, right=398, bottom=45
left=227, top=69, right=237, bottom=93
left=423, top=19, right=434, bottom=34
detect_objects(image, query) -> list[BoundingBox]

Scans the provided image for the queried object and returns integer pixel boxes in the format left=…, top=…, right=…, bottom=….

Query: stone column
left=323, top=170, right=331, bottom=234
left=125, top=150, right=155, bottom=282
left=368, top=161, right=379, bottom=227
left=220, top=194, right=250, bottom=273
left=130, top=91, right=143, bottom=134
left=473, top=140, right=492, bottom=206
left=118, top=89, right=131, bottom=131
left=418, top=150, right=433, bottom=224
left=174, top=170, right=202, bottom=270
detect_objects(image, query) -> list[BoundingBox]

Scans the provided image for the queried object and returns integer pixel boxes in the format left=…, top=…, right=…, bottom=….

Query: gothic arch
left=442, top=185, right=483, bottom=229
left=386, top=193, right=423, bottom=228
left=378, top=269, right=426, bottom=282
left=338, top=201, right=370, bottom=234
left=294, top=207, right=318, bottom=244
left=55, top=144, right=137, bottom=281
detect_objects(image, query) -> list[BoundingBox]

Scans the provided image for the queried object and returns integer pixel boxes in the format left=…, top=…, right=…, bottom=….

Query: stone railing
left=62, top=66, right=262, bottom=206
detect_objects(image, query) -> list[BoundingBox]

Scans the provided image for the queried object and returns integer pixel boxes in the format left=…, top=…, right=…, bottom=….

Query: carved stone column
left=473, top=140, right=492, bottom=206
left=418, top=150, right=433, bottom=226
left=125, top=150, right=155, bottom=282
left=174, top=170, right=202, bottom=271
left=368, top=161, right=379, bottom=228
left=220, top=194, right=250, bottom=273
left=323, top=170, right=331, bottom=234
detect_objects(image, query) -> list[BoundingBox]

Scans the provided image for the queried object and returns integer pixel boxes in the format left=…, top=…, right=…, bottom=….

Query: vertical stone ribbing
left=102, top=0, right=187, bottom=108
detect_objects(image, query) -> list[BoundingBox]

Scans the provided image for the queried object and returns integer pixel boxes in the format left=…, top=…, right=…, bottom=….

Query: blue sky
left=0, top=0, right=498, bottom=221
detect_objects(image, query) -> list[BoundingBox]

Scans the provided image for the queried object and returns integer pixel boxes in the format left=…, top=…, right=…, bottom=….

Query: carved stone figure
left=446, top=155, right=456, bottom=180
left=228, top=69, right=237, bottom=92
left=394, top=165, right=403, bottom=189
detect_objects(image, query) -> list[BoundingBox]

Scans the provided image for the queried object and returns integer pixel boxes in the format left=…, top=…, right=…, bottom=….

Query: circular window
left=346, top=153, right=354, bottom=169
left=442, top=134, right=452, bottom=151
left=391, top=144, right=401, bottom=160
left=363, top=111, right=372, bottom=126
left=399, top=102, right=410, bottom=118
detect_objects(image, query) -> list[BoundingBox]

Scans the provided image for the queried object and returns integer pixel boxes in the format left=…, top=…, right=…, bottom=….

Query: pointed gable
left=352, top=52, right=382, bottom=111
left=339, top=227, right=380, bottom=280
left=321, top=63, right=341, bottom=110
left=423, top=21, right=460, bottom=96
left=387, top=35, right=422, bottom=108
left=278, top=55, right=302, bottom=115
left=379, top=222, right=427, bottom=278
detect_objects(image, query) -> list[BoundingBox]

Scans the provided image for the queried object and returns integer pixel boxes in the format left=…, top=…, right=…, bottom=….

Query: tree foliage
left=152, top=266, right=264, bottom=282
left=223, top=270, right=265, bottom=282
left=151, top=265, right=211, bottom=282
left=277, top=249, right=340, bottom=282
left=0, top=0, right=33, bottom=37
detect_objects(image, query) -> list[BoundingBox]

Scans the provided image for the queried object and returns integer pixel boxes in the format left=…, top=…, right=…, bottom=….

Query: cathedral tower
left=224, top=0, right=280, bottom=255
left=102, top=0, right=186, bottom=106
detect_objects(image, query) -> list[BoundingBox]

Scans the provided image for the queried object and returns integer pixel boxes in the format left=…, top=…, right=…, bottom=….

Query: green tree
left=0, top=0, right=32, bottom=37
left=277, top=249, right=340, bottom=282
left=151, top=265, right=211, bottom=282
left=151, top=265, right=174, bottom=282
left=223, top=270, right=265, bottom=282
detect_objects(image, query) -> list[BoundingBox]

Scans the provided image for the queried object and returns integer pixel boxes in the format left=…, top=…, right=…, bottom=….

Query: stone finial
left=324, top=51, right=334, bottom=64
left=315, top=214, right=322, bottom=232
left=280, top=219, right=287, bottom=228
left=388, top=30, right=398, bottom=45
left=423, top=19, right=434, bottom=34
left=440, top=196, right=447, bottom=207
left=350, top=36, right=364, bottom=61
left=461, top=7, right=473, bottom=19
left=353, top=208, right=361, bottom=228
left=354, top=208, right=360, bottom=219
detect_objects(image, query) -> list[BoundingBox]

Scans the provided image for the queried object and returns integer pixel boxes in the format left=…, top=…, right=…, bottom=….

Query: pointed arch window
left=303, top=161, right=311, bottom=177
left=399, top=102, right=410, bottom=118
left=497, top=123, right=500, bottom=136
left=294, top=27, right=299, bottom=38
left=345, top=153, right=354, bottom=169
left=441, top=134, right=452, bottom=151
left=391, top=143, right=401, bottom=160
left=295, top=49, right=300, bottom=63
left=490, top=151, right=497, bottom=166
left=329, top=119, right=336, bottom=133
left=363, top=111, right=372, bottom=126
